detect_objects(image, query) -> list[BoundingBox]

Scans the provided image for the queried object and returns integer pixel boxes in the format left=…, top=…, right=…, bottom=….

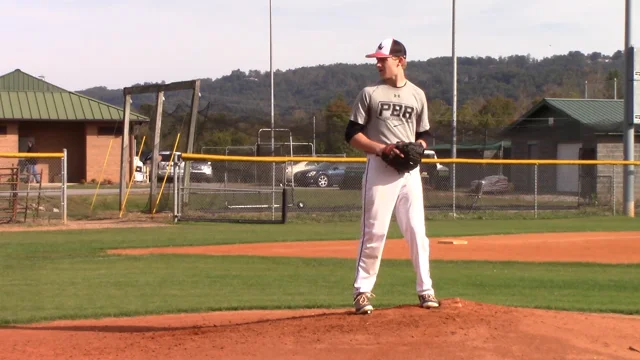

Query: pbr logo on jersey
left=377, top=101, right=415, bottom=122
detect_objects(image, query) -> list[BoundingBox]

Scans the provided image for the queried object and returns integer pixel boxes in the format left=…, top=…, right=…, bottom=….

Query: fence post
left=534, top=163, right=538, bottom=219
left=173, top=161, right=179, bottom=223
left=281, top=187, right=289, bottom=224
left=452, top=163, right=456, bottom=218
left=62, top=149, right=68, bottom=224
left=613, top=164, right=616, bottom=216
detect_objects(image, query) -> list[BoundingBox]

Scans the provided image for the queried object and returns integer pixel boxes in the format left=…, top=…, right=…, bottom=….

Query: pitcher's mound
left=3, top=299, right=639, bottom=359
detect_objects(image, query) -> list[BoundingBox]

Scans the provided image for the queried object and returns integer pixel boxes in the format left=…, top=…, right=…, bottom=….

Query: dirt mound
left=3, top=299, right=640, bottom=359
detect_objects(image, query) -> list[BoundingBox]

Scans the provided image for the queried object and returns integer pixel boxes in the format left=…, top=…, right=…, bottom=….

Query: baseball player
left=344, top=38, right=439, bottom=315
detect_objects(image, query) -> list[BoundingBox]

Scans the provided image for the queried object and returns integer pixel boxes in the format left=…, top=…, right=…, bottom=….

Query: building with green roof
left=502, top=98, right=637, bottom=201
left=0, top=69, right=148, bottom=183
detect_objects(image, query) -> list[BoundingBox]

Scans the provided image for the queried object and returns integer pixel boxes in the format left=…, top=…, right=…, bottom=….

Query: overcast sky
left=1, top=0, right=637, bottom=91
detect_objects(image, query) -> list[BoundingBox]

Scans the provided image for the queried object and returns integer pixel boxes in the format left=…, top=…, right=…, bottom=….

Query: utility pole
left=585, top=80, right=588, bottom=99
left=269, top=0, right=276, bottom=219
left=451, top=0, right=458, bottom=215
left=623, top=0, right=636, bottom=217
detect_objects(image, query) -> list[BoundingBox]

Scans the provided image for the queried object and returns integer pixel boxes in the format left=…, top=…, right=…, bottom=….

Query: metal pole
left=613, top=165, right=617, bottom=216
left=451, top=0, right=457, bottom=217
left=173, top=159, right=178, bottom=223
left=313, top=115, right=316, bottom=157
left=585, top=80, right=588, bottom=99
left=534, top=164, right=538, bottom=219
left=270, top=0, right=276, bottom=220
left=62, top=148, right=67, bottom=224
left=615, top=78, right=618, bottom=99
left=623, top=0, right=635, bottom=217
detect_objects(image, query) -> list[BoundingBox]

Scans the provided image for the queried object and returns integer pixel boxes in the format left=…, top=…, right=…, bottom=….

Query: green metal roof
left=0, top=69, right=66, bottom=92
left=0, top=69, right=148, bottom=122
left=0, top=91, right=147, bottom=121
left=508, top=98, right=625, bottom=133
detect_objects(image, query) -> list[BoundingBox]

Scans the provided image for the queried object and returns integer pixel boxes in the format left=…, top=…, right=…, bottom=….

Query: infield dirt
left=4, top=231, right=640, bottom=359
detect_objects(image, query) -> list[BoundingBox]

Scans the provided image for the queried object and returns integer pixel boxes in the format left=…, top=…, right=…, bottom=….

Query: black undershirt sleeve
left=345, top=120, right=366, bottom=143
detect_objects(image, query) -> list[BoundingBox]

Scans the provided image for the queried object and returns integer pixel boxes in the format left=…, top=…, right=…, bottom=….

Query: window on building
left=97, top=126, right=123, bottom=136
left=0, top=125, right=7, bottom=136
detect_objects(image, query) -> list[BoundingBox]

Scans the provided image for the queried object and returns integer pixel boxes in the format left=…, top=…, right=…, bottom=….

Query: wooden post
left=121, top=80, right=199, bottom=213
left=24, top=172, right=31, bottom=222
left=119, top=94, right=132, bottom=212
left=36, top=169, right=43, bottom=219
left=183, top=80, right=201, bottom=202
left=11, top=166, right=18, bottom=223
left=149, top=91, right=164, bottom=211
left=129, top=133, right=135, bottom=186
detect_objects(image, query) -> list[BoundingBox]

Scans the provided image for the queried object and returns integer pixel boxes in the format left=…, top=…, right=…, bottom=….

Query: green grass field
left=1, top=216, right=639, bottom=325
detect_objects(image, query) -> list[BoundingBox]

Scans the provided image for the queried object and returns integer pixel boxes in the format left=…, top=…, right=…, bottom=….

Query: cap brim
left=365, top=51, right=392, bottom=58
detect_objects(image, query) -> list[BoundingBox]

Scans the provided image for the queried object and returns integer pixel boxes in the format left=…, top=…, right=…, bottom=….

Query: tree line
left=77, top=50, right=627, bottom=156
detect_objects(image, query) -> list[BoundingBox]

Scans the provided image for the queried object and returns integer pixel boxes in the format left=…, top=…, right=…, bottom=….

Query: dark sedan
left=293, top=162, right=346, bottom=188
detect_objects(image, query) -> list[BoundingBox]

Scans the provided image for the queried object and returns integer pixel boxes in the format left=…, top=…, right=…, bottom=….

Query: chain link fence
left=0, top=151, right=67, bottom=224
left=173, top=157, right=622, bottom=223
left=8, top=150, right=619, bottom=225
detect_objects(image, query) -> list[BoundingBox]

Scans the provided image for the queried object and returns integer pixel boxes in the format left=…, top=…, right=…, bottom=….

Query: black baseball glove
left=379, top=141, right=424, bottom=173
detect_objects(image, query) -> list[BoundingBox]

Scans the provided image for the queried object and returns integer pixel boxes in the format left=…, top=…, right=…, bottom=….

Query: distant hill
left=75, top=50, right=627, bottom=154
left=77, top=50, right=626, bottom=122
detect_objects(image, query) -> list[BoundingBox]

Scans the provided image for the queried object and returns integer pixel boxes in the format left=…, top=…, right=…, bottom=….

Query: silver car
left=145, top=151, right=212, bottom=182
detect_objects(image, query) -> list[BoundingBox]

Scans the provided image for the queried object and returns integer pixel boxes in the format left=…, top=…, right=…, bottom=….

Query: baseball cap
left=365, top=38, right=407, bottom=58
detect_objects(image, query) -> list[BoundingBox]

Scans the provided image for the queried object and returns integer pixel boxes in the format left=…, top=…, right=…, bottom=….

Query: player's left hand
left=379, top=141, right=424, bottom=173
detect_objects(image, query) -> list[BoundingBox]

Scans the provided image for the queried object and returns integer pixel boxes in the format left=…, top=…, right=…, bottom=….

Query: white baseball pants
left=353, top=154, right=435, bottom=296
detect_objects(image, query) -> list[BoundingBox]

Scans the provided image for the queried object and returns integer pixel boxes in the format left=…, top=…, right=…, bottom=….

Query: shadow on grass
left=0, top=310, right=354, bottom=333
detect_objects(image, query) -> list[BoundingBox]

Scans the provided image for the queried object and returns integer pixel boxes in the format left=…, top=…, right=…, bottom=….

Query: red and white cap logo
left=365, top=38, right=407, bottom=58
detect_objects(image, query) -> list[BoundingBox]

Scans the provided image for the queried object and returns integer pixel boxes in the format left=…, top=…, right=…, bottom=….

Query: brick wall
left=86, top=123, right=128, bottom=184
left=1, top=121, right=133, bottom=185
left=18, top=122, right=85, bottom=183
left=0, top=122, right=19, bottom=170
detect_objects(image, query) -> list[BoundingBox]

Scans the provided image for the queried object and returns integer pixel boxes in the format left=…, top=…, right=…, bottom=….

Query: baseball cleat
left=353, top=292, right=375, bottom=315
left=418, top=293, right=440, bottom=309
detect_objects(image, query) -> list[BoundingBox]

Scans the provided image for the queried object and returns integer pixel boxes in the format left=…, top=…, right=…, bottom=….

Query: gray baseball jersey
left=350, top=80, right=429, bottom=144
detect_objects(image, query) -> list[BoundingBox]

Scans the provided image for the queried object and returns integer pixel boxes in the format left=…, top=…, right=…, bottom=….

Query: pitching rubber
left=437, top=239, right=468, bottom=245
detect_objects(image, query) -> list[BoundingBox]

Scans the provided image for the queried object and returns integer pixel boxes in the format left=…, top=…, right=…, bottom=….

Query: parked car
left=133, top=156, right=147, bottom=183
left=293, top=162, right=347, bottom=188
left=284, top=161, right=321, bottom=184
left=338, top=164, right=367, bottom=190
left=420, top=150, right=449, bottom=190
left=189, top=160, right=214, bottom=182
left=143, top=151, right=212, bottom=182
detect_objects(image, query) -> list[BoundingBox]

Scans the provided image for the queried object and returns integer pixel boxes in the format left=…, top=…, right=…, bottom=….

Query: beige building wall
left=0, top=122, right=20, bottom=183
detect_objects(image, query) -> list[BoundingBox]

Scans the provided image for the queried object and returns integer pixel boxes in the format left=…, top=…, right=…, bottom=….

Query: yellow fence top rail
left=0, top=152, right=65, bottom=158
left=181, top=153, right=640, bottom=166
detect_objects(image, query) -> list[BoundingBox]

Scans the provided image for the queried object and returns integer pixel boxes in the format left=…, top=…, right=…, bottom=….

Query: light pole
left=270, top=0, right=274, bottom=153
left=623, top=0, right=636, bottom=217
left=451, top=0, right=458, bottom=216
left=312, top=115, right=316, bottom=156
left=269, top=0, right=276, bottom=218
